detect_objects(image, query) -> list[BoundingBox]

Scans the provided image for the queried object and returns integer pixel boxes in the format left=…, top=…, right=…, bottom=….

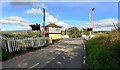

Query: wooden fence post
left=7, top=40, right=12, bottom=52
left=31, top=38, right=34, bottom=47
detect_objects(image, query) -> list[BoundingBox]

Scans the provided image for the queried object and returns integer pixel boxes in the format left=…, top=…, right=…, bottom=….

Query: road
left=2, top=38, right=85, bottom=70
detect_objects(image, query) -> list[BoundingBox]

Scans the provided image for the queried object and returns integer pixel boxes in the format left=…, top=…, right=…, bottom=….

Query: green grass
left=2, top=50, right=14, bottom=61
left=85, top=35, right=120, bottom=70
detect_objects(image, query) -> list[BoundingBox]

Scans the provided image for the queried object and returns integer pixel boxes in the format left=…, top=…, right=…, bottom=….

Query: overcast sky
left=0, top=0, right=119, bottom=31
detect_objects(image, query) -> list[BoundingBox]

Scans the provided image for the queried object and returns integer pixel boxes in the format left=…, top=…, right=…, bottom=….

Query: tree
left=67, top=27, right=81, bottom=38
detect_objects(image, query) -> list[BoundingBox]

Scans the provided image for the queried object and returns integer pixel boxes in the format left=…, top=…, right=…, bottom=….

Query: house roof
left=46, top=23, right=61, bottom=28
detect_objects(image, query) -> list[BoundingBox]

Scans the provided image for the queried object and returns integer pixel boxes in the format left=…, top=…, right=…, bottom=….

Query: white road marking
left=81, top=38, right=86, bottom=66
left=27, top=63, right=39, bottom=70
left=83, top=56, right=86, bottom=65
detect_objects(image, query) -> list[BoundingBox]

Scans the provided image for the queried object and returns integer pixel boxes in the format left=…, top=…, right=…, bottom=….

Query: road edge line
left=81, top=38, right=86, bottom=69
left=27, top=63, right=39, bottom=70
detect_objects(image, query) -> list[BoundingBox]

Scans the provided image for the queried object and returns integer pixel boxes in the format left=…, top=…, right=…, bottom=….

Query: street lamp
left=88, top=8, right=95, bottom=38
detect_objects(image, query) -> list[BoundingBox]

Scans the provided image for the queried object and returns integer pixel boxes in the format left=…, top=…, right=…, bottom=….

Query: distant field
left=85, top=31, right=120, bottom=70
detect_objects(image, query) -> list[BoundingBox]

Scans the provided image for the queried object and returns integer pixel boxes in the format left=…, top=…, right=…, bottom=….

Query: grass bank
left=85, top=31, right=120, bottom=70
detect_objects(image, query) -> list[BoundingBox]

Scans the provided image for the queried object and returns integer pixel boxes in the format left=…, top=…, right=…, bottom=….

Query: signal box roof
left=46, top=23, right=61, bottom=28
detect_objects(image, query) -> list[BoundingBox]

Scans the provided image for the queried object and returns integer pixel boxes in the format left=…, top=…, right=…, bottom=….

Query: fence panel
left=2, top=37, right=52, bottom=52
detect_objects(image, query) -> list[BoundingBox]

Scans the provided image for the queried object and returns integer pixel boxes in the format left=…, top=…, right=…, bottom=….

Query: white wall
left=49, top=27, right=61, bottom=33
left=62, top=35, right=69, bottom=38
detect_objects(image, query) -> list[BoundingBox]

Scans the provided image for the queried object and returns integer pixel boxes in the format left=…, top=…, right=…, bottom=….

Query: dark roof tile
left=46, top=23, right=61, bottom=28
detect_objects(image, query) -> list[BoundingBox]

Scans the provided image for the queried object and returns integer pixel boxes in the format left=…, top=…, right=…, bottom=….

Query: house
left=45, top=23, right=62, bottom=40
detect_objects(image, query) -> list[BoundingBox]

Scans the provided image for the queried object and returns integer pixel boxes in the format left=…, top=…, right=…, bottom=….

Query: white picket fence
left=2, top=37, right=52, bottom=52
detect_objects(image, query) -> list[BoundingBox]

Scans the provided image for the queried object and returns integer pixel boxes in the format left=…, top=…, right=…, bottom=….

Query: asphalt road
left=2, top=38, right=85, bottom=70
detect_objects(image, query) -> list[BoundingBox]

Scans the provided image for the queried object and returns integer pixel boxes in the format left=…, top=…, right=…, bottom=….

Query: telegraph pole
left=43, top=8, right=45, bottom=37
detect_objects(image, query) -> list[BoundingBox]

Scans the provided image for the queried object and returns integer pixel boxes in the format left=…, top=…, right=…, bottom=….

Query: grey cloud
left=1, top=16, right=30, bottom=26
left=9, top=2, right=34, bottom=7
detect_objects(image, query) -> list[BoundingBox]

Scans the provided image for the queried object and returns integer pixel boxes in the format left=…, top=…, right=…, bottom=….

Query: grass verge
left=85, top=31, right=120, bottom=70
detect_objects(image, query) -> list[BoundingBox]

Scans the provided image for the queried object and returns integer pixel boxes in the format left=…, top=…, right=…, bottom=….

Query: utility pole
left=43, top=8, right=45, bottom=37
